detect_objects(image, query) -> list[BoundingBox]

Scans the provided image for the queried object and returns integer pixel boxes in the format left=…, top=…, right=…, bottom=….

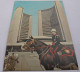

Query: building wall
left=7, top=7, right=32, bottom=44
left=50, top=6, right=63, bottom=41
left=18, top=13, right=32, bottom=42
left=7, top=7, right=24, bottom=44
left=38, top=7, right=63, bottom=41
left=55, top=1, right=72, bottom=42
left=41, top=8, right=53, bottom=37
left=38, top=1, right=72, bottom=42
left=38, top=10, right=43, bottom=36
left=28, top=15, right=32, bottom=37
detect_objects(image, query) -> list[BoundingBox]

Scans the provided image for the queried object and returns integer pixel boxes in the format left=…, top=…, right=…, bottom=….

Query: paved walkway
left=4, top=52, right=61, bottom=71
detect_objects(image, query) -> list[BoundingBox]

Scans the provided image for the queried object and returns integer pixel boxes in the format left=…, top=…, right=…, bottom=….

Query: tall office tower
left=18, top=13, right=32, bottom=42
left=7, top=7, right=32, bottom=44
left=38, top=1, right=72, bottom=42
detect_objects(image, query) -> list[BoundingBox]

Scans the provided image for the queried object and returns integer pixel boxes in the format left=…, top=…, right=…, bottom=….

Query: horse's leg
left=49, top=66, right=54, bottom=70
left=44, top=64, right=54, bottom=70
left=44, top=65, right=48, bottom=70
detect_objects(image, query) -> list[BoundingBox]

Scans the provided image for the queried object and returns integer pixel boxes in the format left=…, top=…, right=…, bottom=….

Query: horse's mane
left=35, top=39, right=48, bottom=46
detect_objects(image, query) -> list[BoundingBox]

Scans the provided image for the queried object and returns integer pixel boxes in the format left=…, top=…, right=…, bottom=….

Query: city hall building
left=6, top=1, right=73, bottom=52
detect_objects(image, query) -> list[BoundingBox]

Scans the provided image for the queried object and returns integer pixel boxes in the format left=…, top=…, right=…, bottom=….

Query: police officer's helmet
left=51, top=29, right=56, bottom=32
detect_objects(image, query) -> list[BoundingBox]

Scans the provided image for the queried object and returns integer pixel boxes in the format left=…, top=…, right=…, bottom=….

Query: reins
left=38, top=46, right=49, bottom=55
left=34, top=46, right=48, bottom=50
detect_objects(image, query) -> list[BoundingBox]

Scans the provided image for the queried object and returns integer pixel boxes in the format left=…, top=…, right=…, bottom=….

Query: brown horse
left=21, top=36, right=78, bottom=70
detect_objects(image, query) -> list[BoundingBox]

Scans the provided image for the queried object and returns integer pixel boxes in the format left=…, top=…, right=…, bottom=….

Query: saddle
left=49, top=45, right=74, bottom=58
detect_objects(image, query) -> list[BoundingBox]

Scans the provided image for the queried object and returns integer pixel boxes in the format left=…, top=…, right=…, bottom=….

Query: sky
left=12, top=1, right=64, bottom=36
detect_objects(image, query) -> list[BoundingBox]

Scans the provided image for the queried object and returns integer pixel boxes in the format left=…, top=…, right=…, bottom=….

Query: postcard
left=3, top=1, right=78, bottom=71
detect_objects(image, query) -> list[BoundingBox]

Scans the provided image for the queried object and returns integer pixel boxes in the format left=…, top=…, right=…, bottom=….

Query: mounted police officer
left=51, top=29, right=63, bottom=51
left=51, top=29, right=63, bottom=66
left=51, top=29, right=60, bottom=46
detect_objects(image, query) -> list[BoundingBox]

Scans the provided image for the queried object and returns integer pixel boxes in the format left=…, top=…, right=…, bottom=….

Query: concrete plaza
left=9, top=52, right=45, bottom=71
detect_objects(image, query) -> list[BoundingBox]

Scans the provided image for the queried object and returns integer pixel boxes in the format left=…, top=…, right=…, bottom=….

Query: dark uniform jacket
left=52, top=34, right=60, bottom=46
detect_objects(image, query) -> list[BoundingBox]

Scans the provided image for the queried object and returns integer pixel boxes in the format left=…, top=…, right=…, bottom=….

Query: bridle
left=25, top=39, right=58, bottom=59
left=25, top=39, right=50, bottom=54
left=24, top=39, right=35, bottom=50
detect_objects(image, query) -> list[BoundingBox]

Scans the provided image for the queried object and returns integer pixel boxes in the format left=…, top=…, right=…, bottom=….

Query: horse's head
left=21, top=36, right=35, bottom=52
